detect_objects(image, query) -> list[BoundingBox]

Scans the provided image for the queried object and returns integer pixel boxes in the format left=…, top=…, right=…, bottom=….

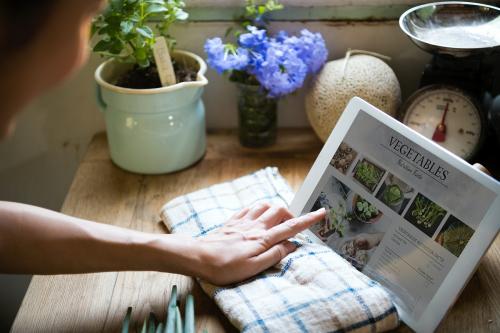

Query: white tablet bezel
left=290, top=97, right=500, bottom=333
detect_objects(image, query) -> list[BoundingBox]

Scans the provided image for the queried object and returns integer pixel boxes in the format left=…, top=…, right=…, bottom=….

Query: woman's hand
left=189, top=203, right=326, bottom=285
left=0, top=201, right=324, bottom=286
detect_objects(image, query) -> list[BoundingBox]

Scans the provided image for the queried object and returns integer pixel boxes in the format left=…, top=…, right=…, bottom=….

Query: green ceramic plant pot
left=95, top=50, right=208, bottom=174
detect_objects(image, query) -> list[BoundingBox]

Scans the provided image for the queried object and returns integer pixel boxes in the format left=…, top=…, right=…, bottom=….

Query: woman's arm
left=0, top=201, right=325, bottom=285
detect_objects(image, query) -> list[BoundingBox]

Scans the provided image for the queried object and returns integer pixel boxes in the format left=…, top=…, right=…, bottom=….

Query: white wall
left=0, top=20, right=430, bottom=329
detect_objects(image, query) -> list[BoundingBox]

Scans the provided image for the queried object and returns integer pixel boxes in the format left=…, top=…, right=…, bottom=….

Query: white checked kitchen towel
left=160, top=167, right=399, bottom=333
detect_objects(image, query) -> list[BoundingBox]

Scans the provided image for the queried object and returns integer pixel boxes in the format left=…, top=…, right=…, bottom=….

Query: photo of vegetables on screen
left=404, top=193, right=447, bottom=237
left=435, top=216, right=475, bottom=258
left=376, top=173, right=414, bottom=214
left=352, top=158, right=385, bottom=193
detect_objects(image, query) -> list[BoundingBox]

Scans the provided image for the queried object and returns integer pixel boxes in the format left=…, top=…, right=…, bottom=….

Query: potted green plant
left=92, top=0, right=208, bottom=174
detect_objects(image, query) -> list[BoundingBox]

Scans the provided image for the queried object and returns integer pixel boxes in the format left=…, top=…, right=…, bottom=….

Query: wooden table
left=12, top=129, right=500, bottom=332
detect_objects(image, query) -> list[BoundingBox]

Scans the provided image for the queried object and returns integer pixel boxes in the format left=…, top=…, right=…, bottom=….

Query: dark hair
left=0, top=0, right=58, bottom=53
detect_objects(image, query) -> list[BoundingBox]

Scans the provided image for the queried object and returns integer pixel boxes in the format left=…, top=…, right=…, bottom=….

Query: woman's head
left=0, top=0, right=104, bottom=138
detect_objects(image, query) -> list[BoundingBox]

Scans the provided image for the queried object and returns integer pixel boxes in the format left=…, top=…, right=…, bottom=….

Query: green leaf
left=121, top=307, right=132, bottom=333
left=164, top=285, right=178, bottom=333
left=120, top=21, right=134, bottom=34
left=184, top=294, right=195, bottom=333
left=110, top=39, right=124, bottom=54
left=174, top=8, right=188, bottom=20
left=93, top=40, right=113, bottom=52
left=130, top=12, right=141, bottom=23
left=90, top=22, right=99, bottom=39
left=148, top=312, right=156, bottom=333
left=146, top=4, right=168, bottom=15
left=133, top=34, right=146, bottom=48
left=140, top=317, right=148, bottom=333
left=104, top=15, right=123, bottom=29
left=224, top=27, right=234, bottom=38
left=110, top=0, right=125, bottom=10
left=267, top=0, right=283, bottom=11
left=136, top=26, right=153, bottom=39
left=175, top=307, right=182, bottom=333
left=96, top=25, right=113, bottom=36
left=134, top=47, right=147, bottom=60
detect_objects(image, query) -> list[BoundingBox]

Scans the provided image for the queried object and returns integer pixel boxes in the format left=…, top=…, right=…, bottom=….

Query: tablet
left=290, top=97, right=500, bottom=333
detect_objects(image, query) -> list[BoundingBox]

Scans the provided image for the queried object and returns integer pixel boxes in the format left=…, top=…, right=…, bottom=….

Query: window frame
left=184, top=1, right=500, bottom=21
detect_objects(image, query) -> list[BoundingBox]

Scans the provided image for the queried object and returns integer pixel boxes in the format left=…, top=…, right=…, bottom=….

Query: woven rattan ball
left=305, top=54, right=401, bottom=142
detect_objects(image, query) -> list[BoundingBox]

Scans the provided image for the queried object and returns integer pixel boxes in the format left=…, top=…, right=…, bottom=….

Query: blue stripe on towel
left=332, top=306, right=398, bottom=333
left=183, top=194, right=205, bottom=234
left=170, top=194, right=282, bottom=232
left=263, top=278, right=309, bottom=333
left=235, top=286, right=271, bottom=333
left=241, top=283, right=381, bottom=332
left=316, top=255, right=376, bottom=333
left=165, top=180, right=270, bottom=210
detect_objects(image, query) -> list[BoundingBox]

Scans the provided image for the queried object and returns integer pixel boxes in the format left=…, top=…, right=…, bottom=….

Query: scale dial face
left=402, top=86, right=483, bottom=160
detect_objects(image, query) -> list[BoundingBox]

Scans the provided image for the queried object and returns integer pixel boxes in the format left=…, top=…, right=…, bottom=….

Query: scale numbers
left=402, top=86, right=483, bottom=160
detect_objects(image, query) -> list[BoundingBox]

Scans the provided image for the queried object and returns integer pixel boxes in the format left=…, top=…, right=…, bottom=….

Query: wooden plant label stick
left=153, top=36, right=176, bottom=86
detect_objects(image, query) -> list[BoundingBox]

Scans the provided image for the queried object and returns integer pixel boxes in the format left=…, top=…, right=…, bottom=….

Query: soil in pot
left=115, top=60, right=197, bottom=89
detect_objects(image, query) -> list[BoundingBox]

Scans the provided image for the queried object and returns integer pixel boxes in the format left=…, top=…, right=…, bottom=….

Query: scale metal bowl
left=400, top=1, right=500, bottom=57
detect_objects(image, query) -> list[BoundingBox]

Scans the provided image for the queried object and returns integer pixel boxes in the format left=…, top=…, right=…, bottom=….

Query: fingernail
left=312, top=207, right=326, bottom=215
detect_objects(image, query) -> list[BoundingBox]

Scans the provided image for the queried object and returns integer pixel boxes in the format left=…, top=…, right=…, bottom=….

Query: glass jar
left=237, top=84, right=277, bottom=147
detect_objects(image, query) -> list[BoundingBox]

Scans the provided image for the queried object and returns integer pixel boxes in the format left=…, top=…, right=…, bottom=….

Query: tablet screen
left=294, top=103, right=498, bottom=329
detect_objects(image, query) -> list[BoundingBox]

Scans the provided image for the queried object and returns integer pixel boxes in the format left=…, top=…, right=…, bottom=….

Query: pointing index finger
left=266, top=208, right=326, bottom=244
left=257, top=205, right=294, bottom=229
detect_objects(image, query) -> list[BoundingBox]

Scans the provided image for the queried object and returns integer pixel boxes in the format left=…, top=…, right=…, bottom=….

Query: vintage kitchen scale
left=399, top=1, right=500, bottom=165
